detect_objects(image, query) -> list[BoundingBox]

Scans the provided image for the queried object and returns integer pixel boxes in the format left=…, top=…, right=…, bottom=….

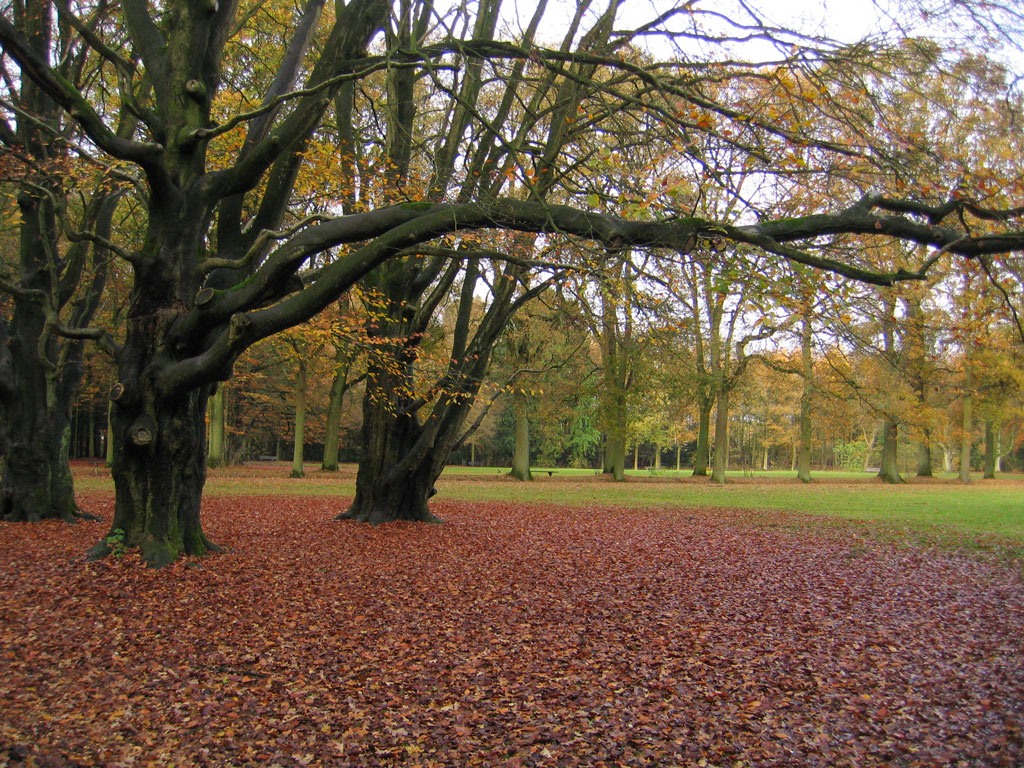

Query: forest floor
left=2, top=468, right=1023, bottom=766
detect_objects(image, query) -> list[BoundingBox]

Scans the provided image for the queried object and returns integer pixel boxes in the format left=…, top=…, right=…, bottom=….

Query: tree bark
left=508, top=387, right=532, bottom=480
left=291, top=359, right=307, bottom=478
left=915, top=436, right=933, bottom=477
left=960, top=357, right=973, bottom=483
left=321, top=348, right=353, bottom=471
left=692, top=394, right=712, bottom=476
left=339, top=358, right=443, bottom=525
left=208, top=385, right=226, bottom=467
left=796, top=314, right=813, bottom=483
left=0, top=274, right=84, bottom=522
left=877, top=417, right=904, bottom=484
left=711, top=391, right=729, bottom=484
left=97, top=385, right=219, bottom=567
left=983, top=420, right=996, bottom=479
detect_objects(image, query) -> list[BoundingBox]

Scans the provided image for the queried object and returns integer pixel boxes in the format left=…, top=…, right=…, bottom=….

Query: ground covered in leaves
left=2, top=493, right=1023, bottom=767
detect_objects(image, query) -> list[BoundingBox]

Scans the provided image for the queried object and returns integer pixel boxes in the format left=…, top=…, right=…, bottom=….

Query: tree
left=4, top=0, right=1024, bottom=563
left=0, top=0, right=127, bottom=521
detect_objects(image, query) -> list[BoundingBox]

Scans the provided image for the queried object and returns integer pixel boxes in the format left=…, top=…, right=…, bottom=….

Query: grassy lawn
left=70, top=460, right=1024, bottom=544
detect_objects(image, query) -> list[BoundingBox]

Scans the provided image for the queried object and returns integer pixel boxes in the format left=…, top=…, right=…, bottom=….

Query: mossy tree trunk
left=291, top=359, right=307, bottom=478
left=711, top=390, right=730, bottom=484
left=877, top=417, right=904, bottom=484
left=208, top=385, right=227, bottom=468
left=692, top=394, right=712, bottom=477
left=509, top=387, right=533, bottom=480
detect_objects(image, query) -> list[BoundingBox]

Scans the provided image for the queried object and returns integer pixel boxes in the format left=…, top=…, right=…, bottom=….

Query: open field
left=69, top=461, right=1024, bottom=545
left=2, top=484, right=1024, bottom=767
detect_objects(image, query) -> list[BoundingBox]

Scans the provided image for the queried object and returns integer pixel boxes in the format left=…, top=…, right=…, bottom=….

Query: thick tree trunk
left=339, top=369, right=442, bottom=525
left=291, top=360, right=307, bottom=478
left=877, top=418, right=903, bottom=484
left=711, top=391, right=729, bottom=484
left=1, top=408, right=78, bottom=522
left=508, top=388, right=532, bottom=481
left=0, top=297, right=86, bottom=522
left=983, top=420, right=996, bottom=479
left=692, top=395, right=712, bottom=476
left=97, top=386, right=218, bottom=567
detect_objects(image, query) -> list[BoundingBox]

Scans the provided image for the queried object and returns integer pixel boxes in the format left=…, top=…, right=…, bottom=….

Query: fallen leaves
left=1, top=493, right=1022, bottom=767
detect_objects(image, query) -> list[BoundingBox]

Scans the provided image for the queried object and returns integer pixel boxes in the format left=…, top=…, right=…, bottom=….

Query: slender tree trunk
left=87, top=403, right=96, bottom=458
left=692, top=395, right=712, bottom=476
left=983, top=420, right=996, bottom=479
left=291, top=360, right=307, bottom=478
left=675, top=440, right=681, bottom=471
left=321, top=348, right=353, bottom=471
left=208, top=385, right=226, bottom=468
left=105, top=398, right=115, bottom=467
left=654, top=442, right=662, bottom=471
left=509, top=388, right=532, bottom=480
left=960, top=358, right=973, bottom=483
left=761, top=443, right=768, bottom=471
left=633, top=441, right=640, bottom=471
left=942, top=444, right=953, bottom=473
left=862, top=426, right=877, bottom=473
left=797, top=315, right=813, bottom=482
left=711, top=391, right=729, bottom=484
left=877, top=417, right=903, bottom=484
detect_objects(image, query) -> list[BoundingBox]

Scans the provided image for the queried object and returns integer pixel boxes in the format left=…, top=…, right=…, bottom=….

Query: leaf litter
left=1, top=493, right=1022, bottom=767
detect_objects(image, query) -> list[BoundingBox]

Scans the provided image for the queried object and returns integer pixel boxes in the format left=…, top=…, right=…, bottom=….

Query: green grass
left=71, top=461, right=1024, bottom=543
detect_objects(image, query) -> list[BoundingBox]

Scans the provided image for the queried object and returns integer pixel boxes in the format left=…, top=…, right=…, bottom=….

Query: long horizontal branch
left=156, top=194, right=1024, bottom=396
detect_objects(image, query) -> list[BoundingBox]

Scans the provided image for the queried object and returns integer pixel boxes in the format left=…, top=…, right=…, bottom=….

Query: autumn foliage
left=2, top=481, right=1022, bottom=766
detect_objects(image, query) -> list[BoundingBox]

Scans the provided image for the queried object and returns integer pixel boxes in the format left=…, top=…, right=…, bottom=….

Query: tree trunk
left=915, top=436, right=933, bottom=477
left=0, top=295, right=85, bottom=522
left=105, top=399, right=115, bottom=467
left=633, top=441, right=640, bottom=471
left=291, top=360, right=307, bottom=478
left=711, top=391, right=729, bottom=484
left=339, top=360, right=443, bottom=525
left=602, top=390, right=626, bottom=481
left=796, top=314, right=813, bottom=482
left=208, top=385, right=227, bottom=468
left=692, top=395, right=712, bottom=476
left=97, top=386, right=218, bottom=567
left=960, top=359, right=973, bottom=483
left=508, top=388, right=533, bottom=480
left=675, top=440, right=681, bottom=471
left=877, top=417, right=903, bottom=484
left=654, top=442, right=662, bottom=471
left=983, top=420, right=996, bottom=479
left=321, top=351, right=352, bottom=471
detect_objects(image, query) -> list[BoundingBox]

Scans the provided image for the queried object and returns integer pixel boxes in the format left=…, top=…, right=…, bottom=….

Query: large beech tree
left=3, top=0, right=1024, bottom=564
